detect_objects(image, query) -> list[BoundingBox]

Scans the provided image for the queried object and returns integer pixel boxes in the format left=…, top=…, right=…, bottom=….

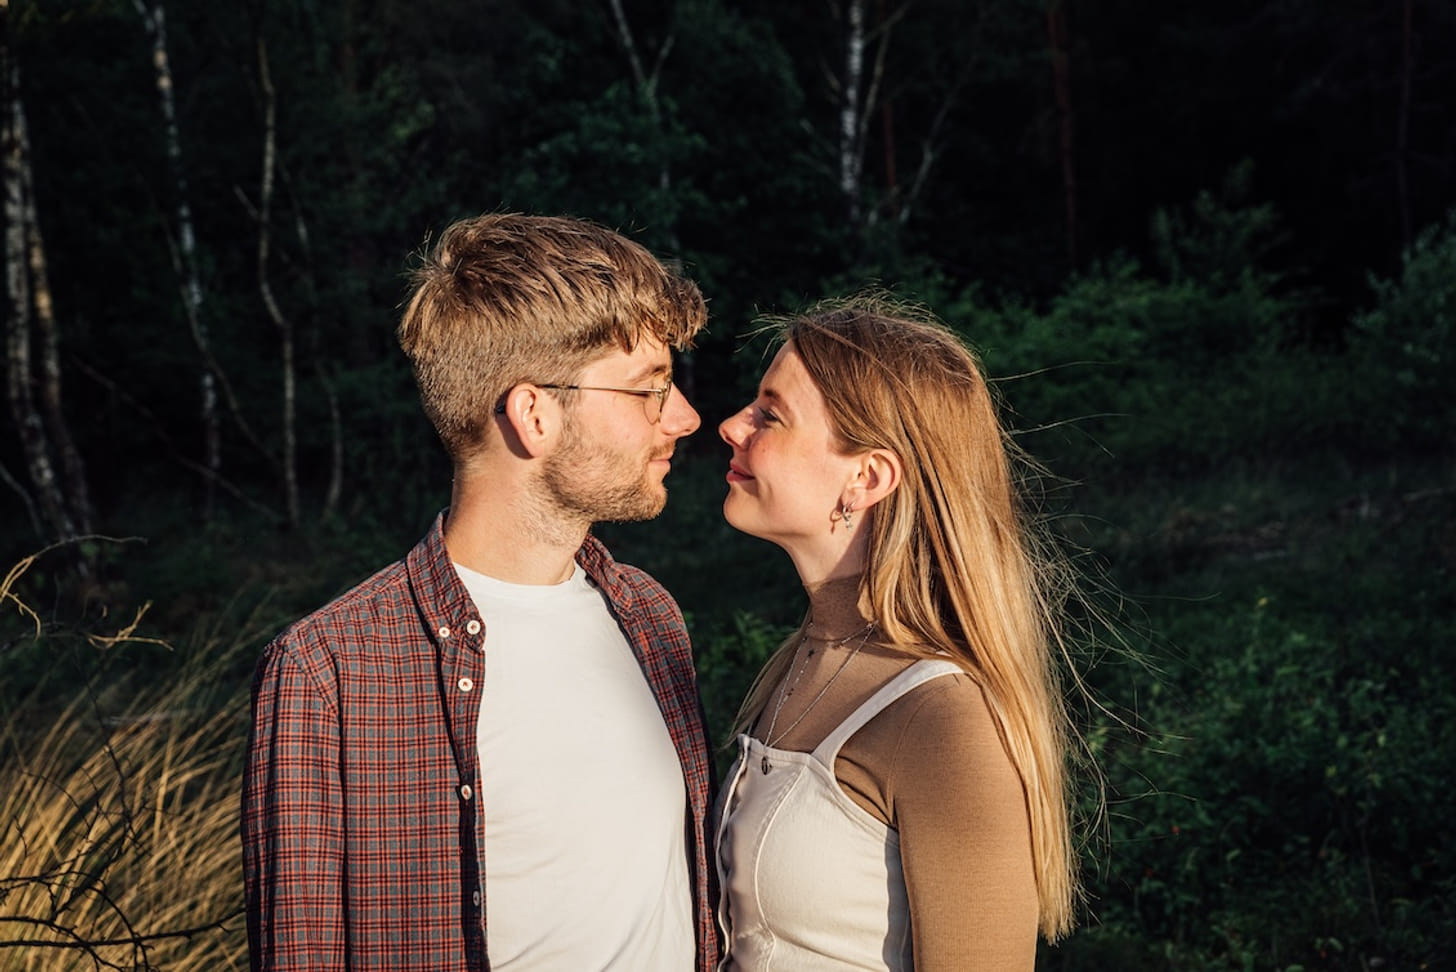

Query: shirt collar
left=407, top=512, right=636, bottom=648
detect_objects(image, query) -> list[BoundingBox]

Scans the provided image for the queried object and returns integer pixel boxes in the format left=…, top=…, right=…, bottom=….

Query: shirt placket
left=433, top=610, right=489, bottom=966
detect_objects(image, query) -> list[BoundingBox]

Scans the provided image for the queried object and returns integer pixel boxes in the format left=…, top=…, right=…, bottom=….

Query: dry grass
left=1, top=596, right=257, bottom=971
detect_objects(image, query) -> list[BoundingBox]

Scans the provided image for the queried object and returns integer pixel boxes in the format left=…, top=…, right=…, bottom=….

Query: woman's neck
left=803, top=573, right=872, bottom=640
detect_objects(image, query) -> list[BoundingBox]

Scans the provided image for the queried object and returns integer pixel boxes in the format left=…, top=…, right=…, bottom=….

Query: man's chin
left=593, top=486, right=668, bottom=524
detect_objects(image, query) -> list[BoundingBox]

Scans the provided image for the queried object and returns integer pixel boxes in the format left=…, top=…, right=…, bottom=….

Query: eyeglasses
left=494, top=378, right=675, bottom=423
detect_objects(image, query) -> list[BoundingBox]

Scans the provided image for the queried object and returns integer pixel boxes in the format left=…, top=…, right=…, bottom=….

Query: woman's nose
left=719, top=406, right=752, bottom=447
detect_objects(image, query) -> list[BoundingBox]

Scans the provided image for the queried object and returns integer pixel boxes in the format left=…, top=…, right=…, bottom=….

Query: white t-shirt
left=456, top=561, right=693, bottom=971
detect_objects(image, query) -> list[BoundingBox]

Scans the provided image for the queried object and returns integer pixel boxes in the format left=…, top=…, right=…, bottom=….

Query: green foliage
left=499, top=82, right=709, bottom=242
left=1149, top=161, right=1287, bottom=301
left=958, top=187, right=1360, bottom=482
left=1350, top=211, right=1456, bottom=449
left=8, top=3, right=1456, bottom=968
left=1051, top=472, right=1456, bottom=971
left=692, top=610, right=791, bottom=768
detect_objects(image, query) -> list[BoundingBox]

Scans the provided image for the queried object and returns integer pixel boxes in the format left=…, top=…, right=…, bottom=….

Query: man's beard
left=537, top=421, right=668, bottom=531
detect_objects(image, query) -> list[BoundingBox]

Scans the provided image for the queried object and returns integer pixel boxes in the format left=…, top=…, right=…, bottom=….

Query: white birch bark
left=4, top=50, right=77, bottom=546
left=830, top=1, right=970, bottom=232
left=839, top=0, right=867, bottom=225
left=134, top=0, right=221, bottom=516
left=253, top=34, right=299, bottom=526
left=23, top=101, right=93, bottom=536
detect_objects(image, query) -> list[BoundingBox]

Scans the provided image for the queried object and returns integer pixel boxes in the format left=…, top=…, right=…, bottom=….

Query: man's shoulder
left=582, top=537, right=682, bottom=619
left=267, top=556, right=414, bottom=658
left=613, top=559, right=672, bottom=598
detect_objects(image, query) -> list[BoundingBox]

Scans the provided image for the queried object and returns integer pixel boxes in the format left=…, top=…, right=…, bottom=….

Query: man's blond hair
left=398, top=213, right=706, bottom=461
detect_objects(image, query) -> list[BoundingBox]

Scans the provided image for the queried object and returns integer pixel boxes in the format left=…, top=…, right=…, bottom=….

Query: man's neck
left=443, top=477, right=588, bottom=585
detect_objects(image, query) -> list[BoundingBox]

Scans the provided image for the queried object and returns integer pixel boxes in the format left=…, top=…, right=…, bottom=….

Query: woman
left=714, top=296, right=1079, bottom=970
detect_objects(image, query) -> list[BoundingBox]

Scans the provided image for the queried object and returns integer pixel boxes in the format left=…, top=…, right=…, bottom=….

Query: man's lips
left=726, top=462, right=754, bottom=482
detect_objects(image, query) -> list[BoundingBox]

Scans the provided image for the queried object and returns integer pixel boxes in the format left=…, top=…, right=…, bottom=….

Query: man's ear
left=844, top=447, right=903, bottom=512
left=496, top=385, right=564, bottom=459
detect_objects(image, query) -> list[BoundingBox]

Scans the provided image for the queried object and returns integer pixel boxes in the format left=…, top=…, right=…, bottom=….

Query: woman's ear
left=845, top=448, right=902, bottom=512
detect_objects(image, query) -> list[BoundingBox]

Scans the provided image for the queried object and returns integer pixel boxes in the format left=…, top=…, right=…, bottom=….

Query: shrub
left=0, top=578, right=256, bottom=970
left=1350, top=210, right=1456, bottom=450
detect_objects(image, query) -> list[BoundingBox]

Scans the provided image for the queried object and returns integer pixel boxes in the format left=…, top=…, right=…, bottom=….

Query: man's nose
left=663, top=384, right=701, bottom=436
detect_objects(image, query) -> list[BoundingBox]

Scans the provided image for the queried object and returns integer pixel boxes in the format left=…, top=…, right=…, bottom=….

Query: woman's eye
left=755, top=407, right=779, bottom=425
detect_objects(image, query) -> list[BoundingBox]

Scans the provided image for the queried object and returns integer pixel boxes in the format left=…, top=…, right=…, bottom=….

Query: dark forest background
left=3, top=1, right=1454, bottom=969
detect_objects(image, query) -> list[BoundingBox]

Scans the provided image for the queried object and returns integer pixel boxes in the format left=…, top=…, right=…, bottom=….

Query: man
left=241, top=213, right=719, bottom=971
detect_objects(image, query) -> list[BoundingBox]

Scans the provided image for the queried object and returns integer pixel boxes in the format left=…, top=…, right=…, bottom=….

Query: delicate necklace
left=803, top=618, right=876, bottom=656
left=758, top=622, right=876, bottom=774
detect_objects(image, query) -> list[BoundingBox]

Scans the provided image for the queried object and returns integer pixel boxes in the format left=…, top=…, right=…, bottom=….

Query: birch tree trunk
left=605, top=0, right=695, bottom=398
left=606, top=0, right=677, bottom=242
left=834, top=0, right=961, bottom=233
left=1396, top=0, right=1413, bottom=247
left=23, top=104, right=93, bottom=537
left=253, top=32, right=299, bottom=527
left=838, top=0, right=867, bottom=227
left=133, top=0, right=221, bottom=518
left=4, top=10, right=90, bottom=557
left=1048, top=0, right=1079, bottom=269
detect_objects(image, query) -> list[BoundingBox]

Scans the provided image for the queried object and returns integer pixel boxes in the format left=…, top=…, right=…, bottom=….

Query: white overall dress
left=714, top=659, right=963, bottom=971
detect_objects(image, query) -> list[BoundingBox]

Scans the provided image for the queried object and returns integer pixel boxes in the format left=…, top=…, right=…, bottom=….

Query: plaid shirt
left=242, top=513, right=720, bottom=971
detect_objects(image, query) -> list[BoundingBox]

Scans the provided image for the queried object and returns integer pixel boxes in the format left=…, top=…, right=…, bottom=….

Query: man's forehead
left=584, top=336, right=672, bottom=377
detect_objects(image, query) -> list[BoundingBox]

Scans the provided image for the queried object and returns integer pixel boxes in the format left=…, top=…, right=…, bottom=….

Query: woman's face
left=718, top=343, right=862, bottom=551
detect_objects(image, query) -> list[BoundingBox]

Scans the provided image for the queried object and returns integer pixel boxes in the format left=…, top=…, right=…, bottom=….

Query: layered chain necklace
left=758, top=620, right=877, bottom=774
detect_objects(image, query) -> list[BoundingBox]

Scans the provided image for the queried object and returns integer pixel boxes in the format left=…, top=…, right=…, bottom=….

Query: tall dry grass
left=1, top=588, right=262, bottom=971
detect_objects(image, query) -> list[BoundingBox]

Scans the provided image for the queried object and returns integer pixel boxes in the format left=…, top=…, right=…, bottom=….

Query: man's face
left=540, top=335, right=701, bottom=524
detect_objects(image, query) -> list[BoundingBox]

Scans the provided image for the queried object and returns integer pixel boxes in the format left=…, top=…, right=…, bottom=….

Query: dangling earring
left=839, top=502, right=854, bottom=530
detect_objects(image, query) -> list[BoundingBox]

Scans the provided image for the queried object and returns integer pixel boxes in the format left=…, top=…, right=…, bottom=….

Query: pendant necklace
left=758, top=621, right=876, bottom=774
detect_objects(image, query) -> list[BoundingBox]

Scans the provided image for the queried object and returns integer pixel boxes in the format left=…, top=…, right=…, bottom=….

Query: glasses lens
left=648, top=379, right=672, bottom=423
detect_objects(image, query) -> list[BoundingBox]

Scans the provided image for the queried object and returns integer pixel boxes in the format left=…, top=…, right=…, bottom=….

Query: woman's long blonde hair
left=734, top=294, right=1081, bottom=941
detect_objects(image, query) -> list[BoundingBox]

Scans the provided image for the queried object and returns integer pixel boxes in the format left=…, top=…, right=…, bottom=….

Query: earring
left=839, top=502, right=854, bottom=530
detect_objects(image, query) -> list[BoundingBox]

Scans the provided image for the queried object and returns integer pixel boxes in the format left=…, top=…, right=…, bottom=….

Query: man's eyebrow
left=627, top=361, right=672, bottom=384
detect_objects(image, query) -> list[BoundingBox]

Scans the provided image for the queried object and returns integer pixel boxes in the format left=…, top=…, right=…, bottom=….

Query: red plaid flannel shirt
left=241, top=513, right=720, bottom=970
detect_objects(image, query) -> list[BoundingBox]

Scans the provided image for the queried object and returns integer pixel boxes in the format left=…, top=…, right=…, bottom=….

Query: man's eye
left=755, top=407, right=780, bottom=424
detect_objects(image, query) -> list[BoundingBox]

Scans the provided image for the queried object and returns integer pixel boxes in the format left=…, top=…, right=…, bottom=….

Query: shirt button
left=437, top=625, right=451, bottom=639
left=457, top=677, right=474, bottom=692
left=465, top=619, right=481, bottom=635
left=459, top=784, right=474, bottom=801
left=472, top=890, right=482, bottom=907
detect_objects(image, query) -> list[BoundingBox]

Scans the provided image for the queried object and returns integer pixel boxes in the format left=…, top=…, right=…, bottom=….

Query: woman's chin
left=720, top=501, right=764, bottom=540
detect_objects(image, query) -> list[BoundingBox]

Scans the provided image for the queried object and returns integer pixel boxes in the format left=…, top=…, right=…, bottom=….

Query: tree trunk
left=23, top=109, right=93, bottom=537
left=606, top=0, right=676, bottom=237
left=318, top=362, right=342, bottom=522
left=254, top=32, right=299, bottom=527
left=605, top=0, right=694, bottom=398
left=134, top=0, right=221, bottom=518
left=1396, top=0, right=1413, bottom=247
left=4, top=29, right=86, bottom=555
left=839, top=0, right=867, bottom=227
left=1048, top=0, right=1078, bottom=269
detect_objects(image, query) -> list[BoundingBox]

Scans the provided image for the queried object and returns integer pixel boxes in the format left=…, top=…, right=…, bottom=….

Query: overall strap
left=813, top=659, right=965, bottom=763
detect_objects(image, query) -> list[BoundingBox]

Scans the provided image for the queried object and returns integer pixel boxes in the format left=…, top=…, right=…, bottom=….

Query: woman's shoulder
left=890, top=661, right=990, bottom=721
left=834, top=659, right=1019, bottom=823
left=869, top=665, right=1014, bottom=774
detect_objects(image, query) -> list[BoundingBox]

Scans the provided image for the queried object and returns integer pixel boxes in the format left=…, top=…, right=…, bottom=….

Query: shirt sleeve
left=241, top=637, right=347, bottom=970
left=881, top=677, right=1040, bottom=971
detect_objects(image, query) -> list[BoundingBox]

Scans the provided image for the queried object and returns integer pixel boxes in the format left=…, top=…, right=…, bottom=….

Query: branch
left=0, top=908, right=245, bottom=959
left=70, top=357, right=283, bottom=522
left=0, top=459, right=43, bottom=538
